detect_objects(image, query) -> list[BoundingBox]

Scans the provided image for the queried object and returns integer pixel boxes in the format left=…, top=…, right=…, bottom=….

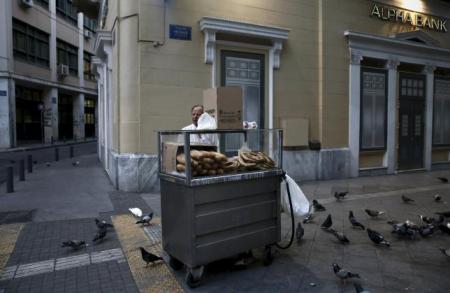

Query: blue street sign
left=169, top=24, right=192, bottom=41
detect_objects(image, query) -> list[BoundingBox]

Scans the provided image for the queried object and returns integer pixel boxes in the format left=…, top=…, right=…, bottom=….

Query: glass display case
left=157, top=129, right=283, bottom=186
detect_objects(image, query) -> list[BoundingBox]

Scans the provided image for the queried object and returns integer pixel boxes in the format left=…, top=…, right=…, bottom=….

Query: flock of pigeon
left=295, top=176, right=450, bottom=292
left=61, top=207, right=164, bottom=267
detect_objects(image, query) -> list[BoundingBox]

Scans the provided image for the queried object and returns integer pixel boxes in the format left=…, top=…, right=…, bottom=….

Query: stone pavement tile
left=5, top=218, right=122, bottom=267
left=109, top=192, right=152, bottom=216
left=381, top=273, right=424, bottom=293
left=410, top=263, right=450, bottom=292
left=0, top=224, right=24, bottom=274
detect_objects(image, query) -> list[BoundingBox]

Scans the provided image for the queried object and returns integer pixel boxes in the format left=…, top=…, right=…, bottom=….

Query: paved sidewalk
left=0, top=153, right=449, bottom=292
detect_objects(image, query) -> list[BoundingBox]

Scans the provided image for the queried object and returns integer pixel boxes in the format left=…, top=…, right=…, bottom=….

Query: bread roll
left=176, top=164, right=185, bottom=172
left=190, top=150, right=202, bottom=160
left=202, top=157, right=214, bottom=164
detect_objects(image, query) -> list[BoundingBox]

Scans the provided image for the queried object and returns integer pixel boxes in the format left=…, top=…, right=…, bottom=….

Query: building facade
left=0, top=0, right=98, bottom=148
left=87, top=0, right=450, bottom=192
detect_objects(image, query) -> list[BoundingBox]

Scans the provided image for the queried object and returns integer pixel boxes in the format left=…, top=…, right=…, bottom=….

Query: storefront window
left=360, top=69, right=387, bottom=150
left=433, top=78, right=450, bottom=146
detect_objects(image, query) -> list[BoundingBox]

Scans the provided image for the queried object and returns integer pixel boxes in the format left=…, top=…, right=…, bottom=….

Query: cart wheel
left=185, top=266, right=205, bottom=288
left=263, top=246, right=273, bottom=266
left=168, top=255, right=183, bottom=271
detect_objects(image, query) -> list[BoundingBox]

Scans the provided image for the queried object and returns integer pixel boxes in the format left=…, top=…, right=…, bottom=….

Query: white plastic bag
left=197, top=112, right=217, bottom=130
left=281, top=174, right=310, bottom=217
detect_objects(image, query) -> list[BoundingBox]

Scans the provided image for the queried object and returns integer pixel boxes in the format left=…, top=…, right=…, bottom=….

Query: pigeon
left=129, top=207, right=143, bottom=218
left=438, top=223, right=450, bottom=235
left=321, top=214, right=333, bottom=230
left=139, top=247, right=163, bottom=267
left=437, top=177, right=448, bottom=183
left=330, top=229, right=350, bottom=244
left=312, top=200, right=326, bottom=212
left=365, top=209, right=385, bottom=217
left=296, top=222, right=304, bottom=241
left=419, top=215, right=434, bottom=224
left=93, top=227, right=107, bottom=242
left=419, top=224, right=435, bottom=237
left=61, top=240, right=87, bottom=250
left=434, top=194, right=442, bottom=202
left=95, top=218, right=114, bottom=229
left=303, top=212, right=315, bottom=224
left=136, top=212, right=154, bottom=226
left=435, top=211, right=450, bottom=218
left=72, top=161, right=80, bottom=166
left=354, top=283, right=370, bottom=293
left=388, top=222, right=417, bottom=240
left=402, top=194, right=415, bottom=203
left=349, top=211, right=365, bottom=230
left=367, top=229, right=390, bottom=247
left=332, top=263, right=360, bottom=283
left=334, top=191, right=348, bottom=201
left=439, top=248, right=450, bottom=257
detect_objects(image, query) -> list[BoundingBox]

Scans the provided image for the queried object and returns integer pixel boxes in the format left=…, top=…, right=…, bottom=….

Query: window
left=84, top=15, right=98, bottom=33
left=433, top=78, right=450, bottom=146
left=57, top=39, right=78, bottom=76
left=35, top=0, right=49, bottom=9
left=83, top=52, right=96, bottom=81
left=56, top=0, right=78, bottom=25
left=360, top=69, right=387, bottom=150
left=13, top=19, right=49, bottom=67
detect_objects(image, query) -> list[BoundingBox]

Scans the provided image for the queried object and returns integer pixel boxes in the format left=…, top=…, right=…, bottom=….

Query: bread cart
left=158, top=129, right=283, bottom=287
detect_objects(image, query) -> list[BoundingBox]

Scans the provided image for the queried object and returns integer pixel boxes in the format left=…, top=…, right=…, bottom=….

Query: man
left=182, top=105, right=217, bottom=144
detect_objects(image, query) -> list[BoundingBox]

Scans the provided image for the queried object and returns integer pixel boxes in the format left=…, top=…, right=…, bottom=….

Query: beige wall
left=134, top=0, right=320, bottom=154
left=12, top=2, right=51, bottom=32
left=110, top=0, right=450, bottom=155
left=14, top=60, right=51, bottom=80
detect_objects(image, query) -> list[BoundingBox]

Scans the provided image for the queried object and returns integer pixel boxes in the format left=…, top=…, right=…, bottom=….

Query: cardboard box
left=162, top=142, right=217, bottom=174
left=281, top=118, right=309, bottom=147
left=203, top=87, right=243, bottom=129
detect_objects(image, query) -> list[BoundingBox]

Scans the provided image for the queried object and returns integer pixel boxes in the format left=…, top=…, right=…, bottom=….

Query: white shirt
left=182, top=124, right=218, bottom=145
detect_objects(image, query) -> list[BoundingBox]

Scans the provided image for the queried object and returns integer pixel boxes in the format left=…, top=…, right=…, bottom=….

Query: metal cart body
left=158, top=129, right=283, bottom=286
left=161, top=171, right=282, bottom=268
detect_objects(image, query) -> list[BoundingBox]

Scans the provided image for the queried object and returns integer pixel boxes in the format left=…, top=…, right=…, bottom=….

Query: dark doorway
left=84, top=97, right=95, bottom=138
left=58, top=94, right=73, bottom=141
left=15, top=85, right=43, bottom=144
left=398, top=73, right=425, bottom=170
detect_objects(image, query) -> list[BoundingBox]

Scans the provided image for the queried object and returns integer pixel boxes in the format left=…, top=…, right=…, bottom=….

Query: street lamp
left=38, top=103, right=44, bottom=144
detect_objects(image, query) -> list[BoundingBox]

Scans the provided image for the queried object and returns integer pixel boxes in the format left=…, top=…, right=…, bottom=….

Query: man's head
left=191, top=105, right=204, bottom=127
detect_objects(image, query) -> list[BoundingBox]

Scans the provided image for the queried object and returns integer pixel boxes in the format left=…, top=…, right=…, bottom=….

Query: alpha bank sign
left=371, top=3, right=447, bottom=33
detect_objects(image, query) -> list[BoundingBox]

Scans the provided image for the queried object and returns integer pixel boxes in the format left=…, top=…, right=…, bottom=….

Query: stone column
left=73, top=93, right=85, bottom=140
left=386, top=58, right=399, bottom=174
left=0, top=0, right=14, bottom=148
left=43, top=88, right=57, bottom=143
left=49, top=0, right=57, bottom=82
left=0, top=78, right=14, bottom=148
left=348, top=50, right=363, bottom=177
left=424, top=64, right=436, bottom=170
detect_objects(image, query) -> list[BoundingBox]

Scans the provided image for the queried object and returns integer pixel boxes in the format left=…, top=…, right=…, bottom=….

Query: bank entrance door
left=398, top=73, right=425, bottom=170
